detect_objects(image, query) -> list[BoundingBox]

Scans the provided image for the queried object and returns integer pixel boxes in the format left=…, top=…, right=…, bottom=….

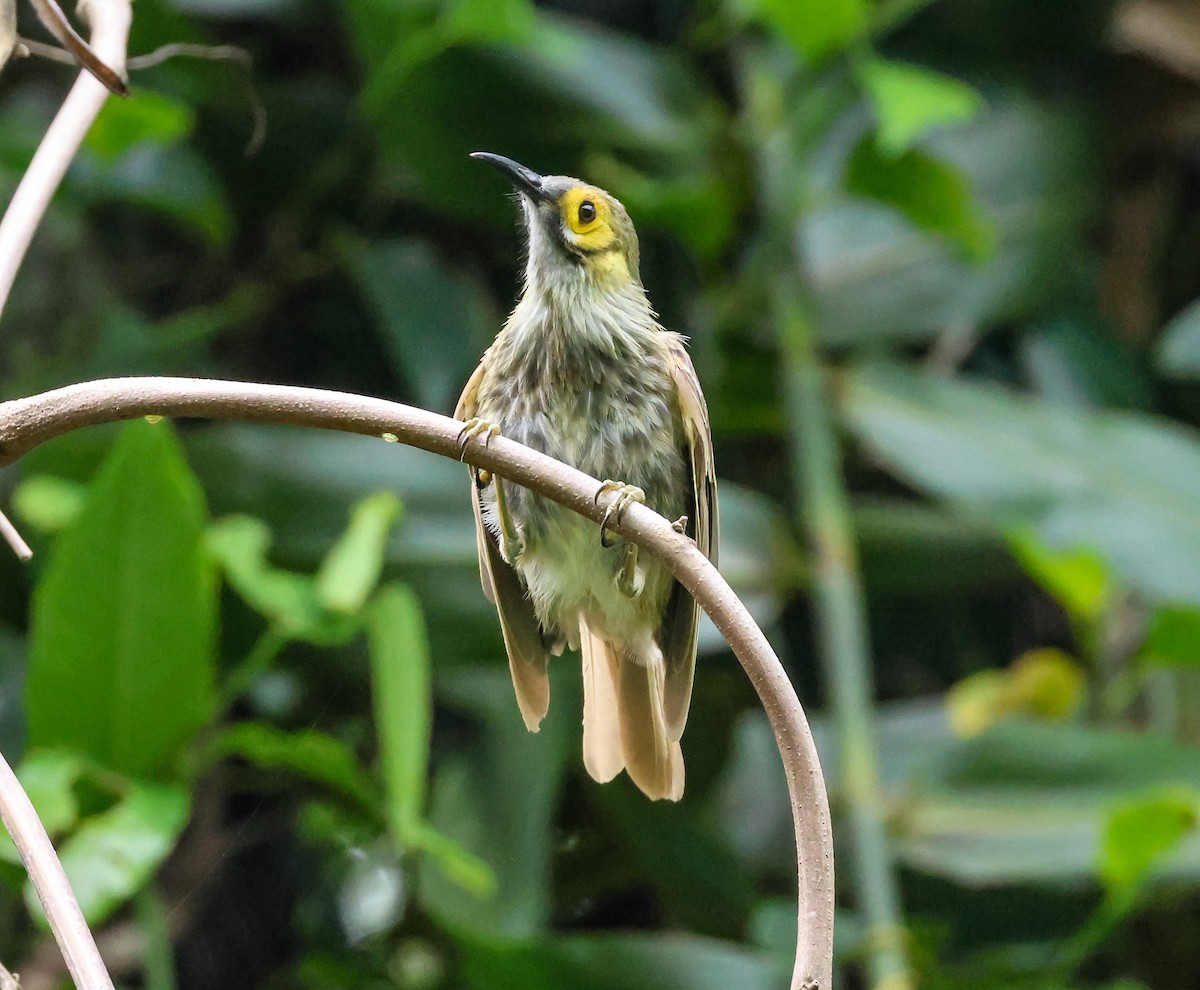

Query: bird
left=455, top=152, right=718, bottom=801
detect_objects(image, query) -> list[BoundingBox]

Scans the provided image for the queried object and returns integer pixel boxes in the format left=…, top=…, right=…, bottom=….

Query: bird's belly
left=477, top=384, right=686, bottom=638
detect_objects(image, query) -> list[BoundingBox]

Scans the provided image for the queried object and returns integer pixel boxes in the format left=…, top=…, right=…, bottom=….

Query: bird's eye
left=578, top=200, right=597, bottom=225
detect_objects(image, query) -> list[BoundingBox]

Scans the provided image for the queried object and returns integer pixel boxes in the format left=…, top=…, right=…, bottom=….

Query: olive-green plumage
left=457, top=153, right=718, bottom=800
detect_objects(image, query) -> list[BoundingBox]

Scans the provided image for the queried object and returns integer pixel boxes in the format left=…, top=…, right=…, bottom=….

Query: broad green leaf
left=743, top=0, right=866, bottom=64
left=858, top=57, right=983, bottom=155
left=1009, top=527, right=1111, bottom=621
left=731, top=703, right=1200, bottom=887
left=11, top=475, right=87, bottom=533
left=316, top=492, right=403, bottom=615
left=34, top=782, right=190, bottom=926
left=1100, top=789, right=1198, bottom=893
left=206, top=515, right=357, bottom=644
left=804, top=99, right=1090, bottom=345
left=85, top=90, right=195, bottom=162
left=441, top=0, right=535, bottom=45
left=846, top=137, right=995, bottom=260
left=840, top=363, right=1200, bottom=607
left=367, top=584, right=432, bottom=842
left=26, top=420, right=216, bottom=779
left=1157, top=297, right=1200, bottom=378
left=210, top=723, right=380, bottom=817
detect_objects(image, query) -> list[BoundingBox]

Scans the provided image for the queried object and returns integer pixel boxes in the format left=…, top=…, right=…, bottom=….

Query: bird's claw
left=596, top=481, right=645, bottom=548
left=458, top=417, right=501, bottom=462
left=671, top=514, right=688, bottom=534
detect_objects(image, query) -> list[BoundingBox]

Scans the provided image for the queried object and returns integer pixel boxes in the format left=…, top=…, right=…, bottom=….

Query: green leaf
left=845, top=136, right=995, bottom=260
left=366, top=585, right=492, bottom=893
left=858, top=57, right=982, bottom=155
left=1157, top=297, right=1200, bottom=378
left=946, top=649, right=1085, bottom=738
left=26, top=420, right=216, bottom=779
left=728, top=704, right=1200, bottom=888
left=11, top=475, right=87, bottom=533
left=34, top=781, right=190, bottom=926
left=315, top=492, right=403, bottom=615
left=210, top=723, right=380, bottom=817
left=805, top=99, right=1090, bottom=345
left=744, top=0, right=866, bottom=64
left=840, top=363, right=1200, bottom=608
left=207, top=515, right=357, bottom=644
left=367, top=584, right=432, bottom=843
left=1100, top=789, right=1198, bottom=893
left=1009, top=527, right=1111, bottom=621
left=1143, top=608, right=1200, bottom=667
left=85, top=90, right=195, bottom=162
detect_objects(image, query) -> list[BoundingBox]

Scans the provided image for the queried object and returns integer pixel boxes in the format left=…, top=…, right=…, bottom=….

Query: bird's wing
left=455, top=359, right=550, bottom=731
left=660, top=334, right=719, bottom=741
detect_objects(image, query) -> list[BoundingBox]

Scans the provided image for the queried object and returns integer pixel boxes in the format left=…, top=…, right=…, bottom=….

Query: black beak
left=470, top=152, right=548, bottom=202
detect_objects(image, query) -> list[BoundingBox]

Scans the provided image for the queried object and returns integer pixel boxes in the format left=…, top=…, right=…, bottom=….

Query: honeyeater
left=456, top=153, right=718, bottom=801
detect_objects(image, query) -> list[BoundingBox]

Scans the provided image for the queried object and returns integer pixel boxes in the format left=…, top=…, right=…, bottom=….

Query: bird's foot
left=457, top=417, right=500, bottom=461
left=671, top=514, right=689, bottom=534
left=595, top=480, right=645, bottom=549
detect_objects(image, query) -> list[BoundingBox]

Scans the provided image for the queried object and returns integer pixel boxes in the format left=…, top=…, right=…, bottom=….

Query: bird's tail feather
left=581, top=618, right=624, bottom=783
left=579, top=616, right=684, bottom=801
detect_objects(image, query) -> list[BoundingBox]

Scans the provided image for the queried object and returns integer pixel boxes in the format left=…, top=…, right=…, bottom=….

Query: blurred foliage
left=4, top=0, right=1200, bottom=988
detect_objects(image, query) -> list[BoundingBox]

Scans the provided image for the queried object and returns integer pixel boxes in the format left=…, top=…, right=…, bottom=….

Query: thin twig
left=0, top=377, right=836, bottom=990
left=27, top=0, right=126, bottom=94
left=125, top=43, right=266, bottom=156
left=0, top=749, right=114, bottom=990
left=16, top=38, right=267, bottom=156
left=0, top=0, right=132, bottom=322
left=0, top=505, right=32, bottom=559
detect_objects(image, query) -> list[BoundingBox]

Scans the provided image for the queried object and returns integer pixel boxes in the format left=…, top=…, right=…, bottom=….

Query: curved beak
left=470, top=152, right=547, bottom=202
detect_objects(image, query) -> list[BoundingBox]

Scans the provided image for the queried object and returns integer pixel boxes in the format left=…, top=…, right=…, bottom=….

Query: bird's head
left=471, top=152, right=641, bottom=294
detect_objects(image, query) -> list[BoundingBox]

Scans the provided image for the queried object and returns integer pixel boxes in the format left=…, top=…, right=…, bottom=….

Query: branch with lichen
left=0, top=376, right=837, bottom=990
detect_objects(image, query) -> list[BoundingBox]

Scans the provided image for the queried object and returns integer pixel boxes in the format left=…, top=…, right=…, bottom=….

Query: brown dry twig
left=0, top=376, right=836, bottom=990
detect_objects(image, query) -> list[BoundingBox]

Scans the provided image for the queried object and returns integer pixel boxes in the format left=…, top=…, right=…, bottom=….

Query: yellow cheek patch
left=561, top=186, right=617, bottom=252
left=590, top=248, right=630, bottom=284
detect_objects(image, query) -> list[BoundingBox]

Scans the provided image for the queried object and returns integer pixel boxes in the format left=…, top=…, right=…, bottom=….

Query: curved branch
left=0, top=377, right=835, bottom=990
left=0, top=0, right=132, bottom=320
left=0, top=749, right=114, bottom=990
